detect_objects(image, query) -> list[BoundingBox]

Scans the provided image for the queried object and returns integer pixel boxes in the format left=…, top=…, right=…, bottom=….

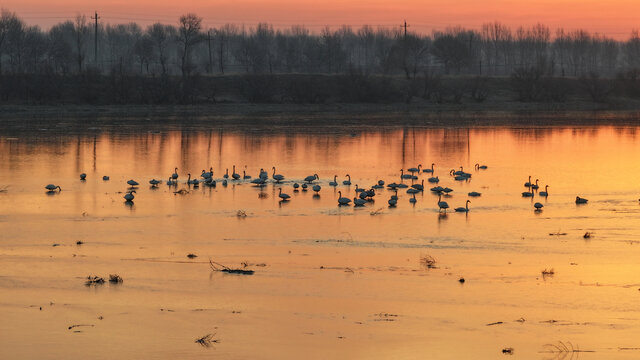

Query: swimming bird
left=437, top=194, right=449, bottom=212
left=312, top=185, right=321, bottom=193
left=243, top=171, right=251, bottom=180
left=423, top=163, right=435, bottom=173
left=124, top=190, right=136, bottom=202
left=534, top=202, right=544, bottom=211
left=522, top=187, right=534, bottom=197
left=80, top=173, right=86, bottom=180
left=251, top=178, right=266, bottom=185
left=102, top=176, right=110, bottom=181
left=353, top=197, right=366, bottom=206
left=301, top=183, right=308, bottom=191
left=293, top=183, right=300, bottom=190
left=409, top=193, right=417, bottom=203
left=167, top=177, right=177, bottom=186
left=272, top=167, right=285, bottom=183
left=223, top=169, right=229, bottom=179
left=232, top=165, right=241, bottom=180
left=45, top=184, right=61, bottom=192
left=407, top=188, right=420, bottom=194
left=388, top=198, right=397, bottom=207
left=412, top=180, right=425, bottom=191
left=201, top=168, right=213, bottom=179
left=576, top=196, right=588, bottom=204
left=355, top=184, right=364, bottom=193
left=222, top=179, right=228, bottom=186
left=378, top=180, right=385, bottom=186
left=304, top=174, right=319, bottom=184
left=408, top=164, right=422, bottom=173
left=428, top=176, right=439, bottom=183
left=278, top=188, right=290, bottom=201
left=524, top=176, right=532, bottom=187
left=337, top=191, right=351, bottom=205
left=343, top=174, right=351, bottom=185
left=329, top=175, right=338, bottom=186
left=149, top=179, right=160, bottom=187
left=443, top=187, right=453, bottom=194
left=531, top=179, right=540, bottom=190
left=430, top=186, right=444, bottom=193
left=390, top=190, right=399, bottom=201
left=455, top=200, right=471, bottom=212
left=187, top=174, right=199, bottom=185
left=259, top=168, right=268, bottom=179
left=127, top=179, right=139, bottom=186
left=172, top=168, right=179, bottom=180
left=400, top=169, right=413, bottom=179
left=468, top=191, right=481, bottom=197
left=475, top=163, right=488, bottom=170
left=539, top=185, right=549, bottom=197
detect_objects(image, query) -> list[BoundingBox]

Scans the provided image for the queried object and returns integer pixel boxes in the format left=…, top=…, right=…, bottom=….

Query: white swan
left=534, top=202, right=544, bottom=210
left=343, top=174, right=351, bottom=185
left=423, top=163, right=435, bottom=173
left=539, top=185, right=549, bottom=197
left=337, top=191, right=351, bottom=205
left=437, top=194, right=449, bottom=212
left=45, top=184, right=61, bottom=191
left=304, top=174, right=319, bottom=184
left=172, top=168, right=179, bottom=180
left=124, top=190, right=136, bottom=202
left=272, top=167, right=285, bottom=183
left=278, top=188, right=290, bottom=201
left=329, top=175, right=338, bottom=186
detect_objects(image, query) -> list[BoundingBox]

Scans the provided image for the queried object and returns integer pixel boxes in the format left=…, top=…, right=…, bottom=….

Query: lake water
left=2, top=116, right=640, bottom=359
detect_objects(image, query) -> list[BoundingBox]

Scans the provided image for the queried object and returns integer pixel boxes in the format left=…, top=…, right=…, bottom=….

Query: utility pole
left=91, top=11, right=100, bottom=65
left=403, top=20, right=409, bottom=40
left=207, top=30, right=212, bottom=74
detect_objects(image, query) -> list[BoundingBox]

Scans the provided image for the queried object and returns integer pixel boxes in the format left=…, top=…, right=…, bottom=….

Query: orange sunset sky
left=4, top=0, right=640, bottom=39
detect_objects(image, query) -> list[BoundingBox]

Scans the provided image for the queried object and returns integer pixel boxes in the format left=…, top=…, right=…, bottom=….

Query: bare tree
left=73, top=14, right=88, bottom=72
left=148, top=23, right=175, bottom=75
left=177, top=13, right=202, bottom=77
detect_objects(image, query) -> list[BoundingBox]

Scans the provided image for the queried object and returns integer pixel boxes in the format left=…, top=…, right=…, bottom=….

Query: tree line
left=1, top=9, right=640, bottom=105
left=1, top=9, right=640, bottom=78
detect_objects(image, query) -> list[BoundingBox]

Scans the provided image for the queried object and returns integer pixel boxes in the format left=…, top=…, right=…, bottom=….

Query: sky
left=3, top=0, right=640, bottom=39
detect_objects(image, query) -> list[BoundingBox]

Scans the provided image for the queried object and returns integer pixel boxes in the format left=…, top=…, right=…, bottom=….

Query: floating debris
left=187, top=253, right=198, bottom=259
left=486, top=321, right=504, bottom=326
left=210, top=259, right=254, bottom=275
left=76, top=240, right=84, bottom=245
left=108, top=274, right=123, bottom=283
left=542, top=268, right=555, bottom=276
left=549, top=232, right=567, bottom=236
left=85, top=276, right=105, bottom=286
left=583, top=232, right=592, bottom=238
left=195, top=333, right=219, bottom=347
left=236, top=210, right=247, bottom=217
left=68, top=324, right=94, bottom=330
left=459, top=277, right=466, bottom=283
left=173, top=189, right=189, bottom=195
left=420, top=254, right=438, bottom=269
left=370, top=208, right=384, bottom=216
left=502, top=347, right=514, bottom=354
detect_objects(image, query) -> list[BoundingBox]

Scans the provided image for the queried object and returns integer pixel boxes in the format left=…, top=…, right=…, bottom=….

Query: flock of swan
left=43, top=163, right=589, bottom=213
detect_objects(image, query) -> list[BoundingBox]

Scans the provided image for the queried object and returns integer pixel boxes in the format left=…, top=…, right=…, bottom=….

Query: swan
left=531, top=179, right=540, bottom=190
left=223, top=169, right=229, bottom=179
left=430, top=186, right=444, bottom=193
left=390, top=190, right=399, bottom=201
left=388, top=198, right=397, bottom=207
left=409, top=193, right=417, bottom=203
left=468, top=191, right=481, bottom=197
left=204, top=179, right=217, bottom=187
left=201, top=167, right=213, bottom=179
left=408, top=164, right=422, bottom=173
left=575, top=196, right=588, bottom=204
left=343, top=174, right=351, bottom=185
left=378, top=180, right=385, bottom=186
left=272, top=167, right=285, bottom=183
left=127, top=179, right=139, bottom=186
left=534, top=202, right=544, bottom=210
left=475, top=163, right=488, bottom=170
left=172, top=168, right=179, bottom=180
left=278, top=188, right=290, bottom=201
left=443, top=187, right=453, bottom=194
left=222, top=179, right=228, bottom=186
left=80, top=173, right=86, bottom=180
left=353, top=197, right=366, bottom=206
left=411, top=180, right=424, bottom=191
left=293, top=183, right=300, bottom=189
left=364, top=188, right=376, bottom=199
left=539, top=185, right=549, bottom=197
left=407, top=188, right=419, bottom=194
left=259, top=168, right=268, bottom=179
left=423, top=163, right=435, bottom=173
left=124, top=190, right=136, bottom=202
left=524, top=176, right=532, bottom=187
left=455, top=200, right=470, bottom=212
left=149, top=179, right=161, bottom=186
left=337, top=191, right=351, bottom=205
left=397, top=184, right=408, bottom=188
left=232, top=165, right=241, bottom=180
left=251, top=178, right=266, bottom=185
left=312, top=185, right=321, bottom=193
left=167, top=177, right=177, bottom=186
left=522, top=187, right=534, bottom=197
left=301, top=183, right=308, bottom=191
left=451, top=166, right=465, bottom=176
left=187, top=174, right=199, bottom=185
left=102, top=176, right=109, bottom=181
left=437, top=194, right=449, bottom=212
left=304, top=174, right=319, bottom=184
left=359, top=190, right=368, bottom=200
left=45, top=184, right=61, bottom=191
left=329, top=175, right=338, bottom=186
left=243, top=171, right=251, bottom=180
left=355, top=184, right=365, bottom=193
left=428, top=176, right=439, bottom=183
left=400, top=169, right=413, bottom=179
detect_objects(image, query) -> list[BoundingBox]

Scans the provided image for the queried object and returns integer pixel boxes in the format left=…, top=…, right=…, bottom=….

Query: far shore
left=1, top=101, right=640, bottom=126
